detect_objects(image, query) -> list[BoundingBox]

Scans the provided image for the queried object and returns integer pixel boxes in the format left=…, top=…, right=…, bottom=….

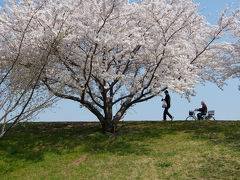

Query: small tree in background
left=0, top=1, right=57, bottom=138
left=0, top=0, right=239, bottom=134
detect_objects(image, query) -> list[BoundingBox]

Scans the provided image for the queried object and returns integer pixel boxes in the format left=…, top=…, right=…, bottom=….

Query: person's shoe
left=171, top=116, right=174, bottom=121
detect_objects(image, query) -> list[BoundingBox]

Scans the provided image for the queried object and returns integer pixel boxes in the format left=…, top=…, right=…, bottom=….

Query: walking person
left=162, top=90, right=174, bottom=121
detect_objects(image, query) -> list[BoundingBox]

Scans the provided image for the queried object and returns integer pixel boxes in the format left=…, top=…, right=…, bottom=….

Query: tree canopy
left=0, top=0, right=239, bottom=133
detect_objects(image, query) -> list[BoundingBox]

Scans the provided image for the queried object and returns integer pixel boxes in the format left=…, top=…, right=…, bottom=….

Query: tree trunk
left=101, top=119, right=116, bottom=134
left=101, top=96, right=117, bottom=134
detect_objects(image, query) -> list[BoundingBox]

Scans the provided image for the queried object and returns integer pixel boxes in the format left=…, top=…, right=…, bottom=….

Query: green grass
left=1, top=121, right=240, bottom=179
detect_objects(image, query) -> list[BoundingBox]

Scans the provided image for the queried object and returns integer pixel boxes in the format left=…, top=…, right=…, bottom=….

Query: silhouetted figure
left=195, top=101, right=207, bottom=120
left=162, top=90, right=174, bottom=121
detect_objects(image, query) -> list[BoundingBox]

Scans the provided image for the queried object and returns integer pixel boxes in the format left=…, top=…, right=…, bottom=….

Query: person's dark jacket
left=197, top=104, right=207, bottom=115
left=163, top=94, right=171, bottom=108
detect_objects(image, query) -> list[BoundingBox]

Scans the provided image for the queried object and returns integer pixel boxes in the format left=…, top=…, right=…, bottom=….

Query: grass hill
left=0, top=121, right=240, bottom=179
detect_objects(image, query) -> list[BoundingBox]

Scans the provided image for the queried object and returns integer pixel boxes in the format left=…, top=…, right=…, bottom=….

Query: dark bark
left=101, top=119, right=116, bottom=134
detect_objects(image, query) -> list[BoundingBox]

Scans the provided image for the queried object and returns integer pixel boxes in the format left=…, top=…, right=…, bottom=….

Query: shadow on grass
left=162, top=120, right=240, bottom=151
left=0, top=122, right=176, bottom=162
left=0, top=121, right=240, bottom=174
left=189, top=121, right=240, bottom=150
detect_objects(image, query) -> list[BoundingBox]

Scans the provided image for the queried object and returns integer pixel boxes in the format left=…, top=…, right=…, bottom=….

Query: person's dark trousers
left=163, top=107, right=172, bottom=120
left=197, top=113, right=202, bottom=120
left=197, top=113, right=206, bottom=120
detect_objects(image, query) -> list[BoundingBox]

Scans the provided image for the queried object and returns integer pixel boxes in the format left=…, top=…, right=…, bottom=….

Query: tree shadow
left=1, top=121, right=239, bottom=174
left=0, top=122, right=102, bottom=173
left=0, top=122, right=177, bottom=163
left=189, top=121, right=240, bottom=151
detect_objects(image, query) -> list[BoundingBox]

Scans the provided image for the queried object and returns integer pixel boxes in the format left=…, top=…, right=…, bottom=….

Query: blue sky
left=1, top=0, right=239, bottom=121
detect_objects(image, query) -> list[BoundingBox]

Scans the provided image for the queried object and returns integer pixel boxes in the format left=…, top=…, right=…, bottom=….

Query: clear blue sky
left=1, top=0, right=239, bottom=121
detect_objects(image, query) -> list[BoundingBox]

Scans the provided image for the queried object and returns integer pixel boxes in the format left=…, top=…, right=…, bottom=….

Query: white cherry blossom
left=0, top=0, right=239, bottom=133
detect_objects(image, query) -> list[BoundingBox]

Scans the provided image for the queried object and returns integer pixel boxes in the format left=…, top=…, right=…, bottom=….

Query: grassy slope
left=0, top=121, right=240, bottom=180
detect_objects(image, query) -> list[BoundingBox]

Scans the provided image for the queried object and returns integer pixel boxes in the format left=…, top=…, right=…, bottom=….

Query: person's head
left=201, top=101, right=206, bottom=106
left=164, top=90, right=169, bottom=95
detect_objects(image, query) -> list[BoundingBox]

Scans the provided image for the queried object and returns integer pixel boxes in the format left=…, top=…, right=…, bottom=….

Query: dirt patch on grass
left=68, top=153, right=89, bottom=167
left=37, top=122, right=99, bottom=130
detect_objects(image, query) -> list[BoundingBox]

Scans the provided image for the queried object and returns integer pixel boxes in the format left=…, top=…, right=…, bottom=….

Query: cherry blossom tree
left=224, top=10, right=240, bottom=88
left=0, top=61, right=56, bottom=138
left=0, top=0, right=239, bottom=133
left=0, top=0, right=57, bottom=138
